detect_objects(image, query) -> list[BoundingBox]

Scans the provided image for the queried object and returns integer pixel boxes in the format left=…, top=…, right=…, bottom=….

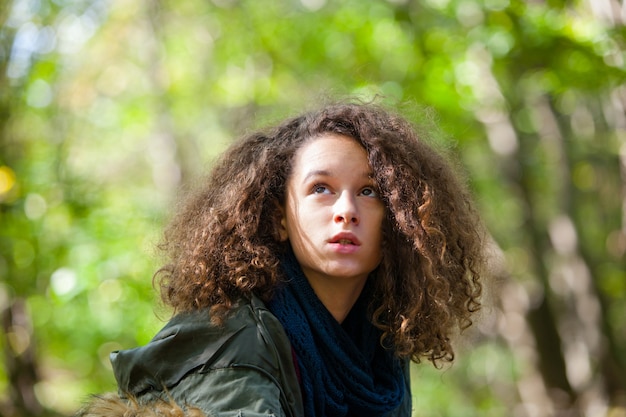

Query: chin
left=325, top=266, right=371, bottom=281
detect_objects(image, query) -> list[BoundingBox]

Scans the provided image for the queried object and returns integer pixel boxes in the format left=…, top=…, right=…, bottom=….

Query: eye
left=360, top=186, right=379, bottom=197
left=312, top=184, right=331, bottom=194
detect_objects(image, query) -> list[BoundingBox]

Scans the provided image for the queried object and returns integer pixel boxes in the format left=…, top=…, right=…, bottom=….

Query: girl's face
left=280, top=133, right=385, bottom=292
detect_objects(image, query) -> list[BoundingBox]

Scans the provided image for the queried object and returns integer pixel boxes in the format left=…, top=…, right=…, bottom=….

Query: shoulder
left=110, top=295, right=302, bottom=416
left=112, top=296, right=290, bottom=394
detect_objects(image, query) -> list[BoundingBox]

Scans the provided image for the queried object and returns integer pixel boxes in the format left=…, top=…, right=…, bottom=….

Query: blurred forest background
left=1, top=0, right=625, bottom=416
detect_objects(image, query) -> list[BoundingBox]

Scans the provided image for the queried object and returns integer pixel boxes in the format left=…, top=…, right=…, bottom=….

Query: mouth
left=329, top=234, right=361, bottom=246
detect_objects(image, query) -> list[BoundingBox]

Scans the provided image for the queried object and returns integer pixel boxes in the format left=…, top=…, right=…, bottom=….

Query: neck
left=306, top=277, right=367, bottom=323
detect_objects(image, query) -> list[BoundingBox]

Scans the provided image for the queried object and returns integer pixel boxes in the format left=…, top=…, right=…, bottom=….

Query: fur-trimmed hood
left=74, top=393, right=207, bottom=417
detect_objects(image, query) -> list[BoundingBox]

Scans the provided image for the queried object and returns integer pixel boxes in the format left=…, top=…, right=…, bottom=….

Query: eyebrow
left=301, top=169, right=374, bottom=184
left=302, top=170, right=330, bottom=183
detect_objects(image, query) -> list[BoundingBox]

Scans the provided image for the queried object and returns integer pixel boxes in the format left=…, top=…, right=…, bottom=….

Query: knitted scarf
left=267, top=251, right=405, bottom=417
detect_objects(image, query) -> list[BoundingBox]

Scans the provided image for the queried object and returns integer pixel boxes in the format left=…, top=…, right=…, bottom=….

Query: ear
left=277, top=204, right=289, bottom=242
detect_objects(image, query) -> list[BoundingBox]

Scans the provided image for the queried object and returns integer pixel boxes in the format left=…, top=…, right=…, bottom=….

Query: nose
left=333, top=192, right=359, bottom=225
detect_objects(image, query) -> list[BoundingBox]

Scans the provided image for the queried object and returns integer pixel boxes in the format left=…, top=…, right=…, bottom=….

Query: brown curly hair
left=155, top=101, right=485, bottom=365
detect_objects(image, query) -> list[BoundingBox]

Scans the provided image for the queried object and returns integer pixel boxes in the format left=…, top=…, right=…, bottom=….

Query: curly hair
left=155, top=101, right=485, bottom=365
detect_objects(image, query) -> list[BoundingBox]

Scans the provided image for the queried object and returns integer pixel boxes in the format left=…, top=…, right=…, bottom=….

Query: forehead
left=292, top=133, right=368, bottom=169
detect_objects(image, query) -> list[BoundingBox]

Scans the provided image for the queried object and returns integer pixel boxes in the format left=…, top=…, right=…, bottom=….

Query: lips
left=329, top=232, right=361, bottom=246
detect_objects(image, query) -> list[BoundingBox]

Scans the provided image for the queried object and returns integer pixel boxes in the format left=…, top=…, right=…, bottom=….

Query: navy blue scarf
left=267, top=251, right=405, bottom=417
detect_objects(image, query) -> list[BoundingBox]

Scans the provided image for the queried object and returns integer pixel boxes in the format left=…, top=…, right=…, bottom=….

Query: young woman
left=90, top=102, right=485, bottom=417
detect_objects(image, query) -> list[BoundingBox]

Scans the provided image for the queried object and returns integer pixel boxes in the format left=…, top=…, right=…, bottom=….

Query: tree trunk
left=0, top=298, right=44, bottom=417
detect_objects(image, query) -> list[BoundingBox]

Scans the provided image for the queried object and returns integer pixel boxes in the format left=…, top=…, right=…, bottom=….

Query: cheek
left=372, top=207, right=385, bottom=233
left=283, top=201, right=304, bottom=242
left=280, top=192, right=298, bottom=240
left=372, top=210, right=385, bottom=253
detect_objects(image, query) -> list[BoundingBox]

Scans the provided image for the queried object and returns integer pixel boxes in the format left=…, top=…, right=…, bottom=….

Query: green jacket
left=111, top=295, right=303, bottom=416
left=111, top=295, right=412, bottom=417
